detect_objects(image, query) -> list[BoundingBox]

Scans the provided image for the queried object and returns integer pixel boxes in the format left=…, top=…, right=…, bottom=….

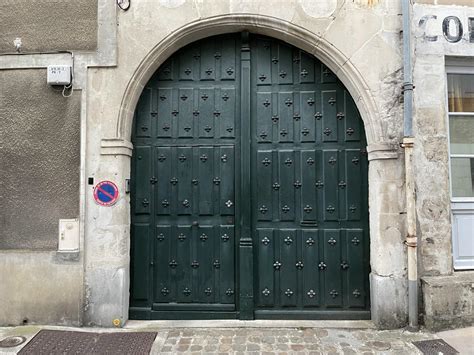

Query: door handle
left=192, top=221, right=199, bottom=227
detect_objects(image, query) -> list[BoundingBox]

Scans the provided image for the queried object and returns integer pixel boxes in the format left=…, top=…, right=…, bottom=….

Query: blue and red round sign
left=93, top=180, right=119, bottom=206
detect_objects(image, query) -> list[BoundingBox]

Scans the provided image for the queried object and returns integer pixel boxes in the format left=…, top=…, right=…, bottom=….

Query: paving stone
left=276, top=343, right=289, bottom=350
left=249, top=343, right=262, bottom=350
left=164, top=338, right=177, bottom=345
left=167, top=330, right=180, bottom=337
left=207, top=337, right=219, bottom=345
left=314, top=329, right=329, bottom=337
left=233, top=343, right=246, bottom=351
left=234, top=335, right=246, bottom=344
left=290, top=344, right=305, bottom=351
left=365, top=340, right=391, bottom=350
left=306, top=343, right=323, bottom=351
left=218, top=343, right=232, bottom=352
left=262, top=336, right=276, bottom=344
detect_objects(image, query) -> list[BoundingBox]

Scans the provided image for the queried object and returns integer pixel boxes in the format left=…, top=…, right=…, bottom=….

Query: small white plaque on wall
left=58, top=218, right=79, bottom=252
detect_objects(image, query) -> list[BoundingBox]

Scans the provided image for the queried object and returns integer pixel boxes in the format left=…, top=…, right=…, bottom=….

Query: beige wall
left=0, top=0, right=97, bottom=53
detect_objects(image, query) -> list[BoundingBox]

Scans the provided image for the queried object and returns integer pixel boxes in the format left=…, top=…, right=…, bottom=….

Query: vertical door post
left=239, top=32, right=254, bottom=319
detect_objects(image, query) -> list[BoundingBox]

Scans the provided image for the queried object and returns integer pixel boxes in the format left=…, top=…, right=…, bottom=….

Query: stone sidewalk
left=151, top=327, right=436, bottom=354
left=1, top=321, right=471, bottom=354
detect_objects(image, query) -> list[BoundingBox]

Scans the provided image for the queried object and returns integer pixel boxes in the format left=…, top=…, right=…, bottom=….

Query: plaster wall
left=84, top=0, right=408, bottom=328
left=0, top=69, right=81, bottom=250
left=0, top=0, right=98, bottom=53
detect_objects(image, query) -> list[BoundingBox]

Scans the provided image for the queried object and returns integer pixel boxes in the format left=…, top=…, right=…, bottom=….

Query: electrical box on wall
left=47, top=65, right=71, bottom=86
left=58, top=218, right=79, bottom=252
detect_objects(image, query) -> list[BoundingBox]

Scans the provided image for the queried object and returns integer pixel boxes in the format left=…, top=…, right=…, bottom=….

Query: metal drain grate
left=18, top=329, right=157, bottom=355
left=0, top=336, right=27, bottom=348
left=412, top=339, right=459, bottom=355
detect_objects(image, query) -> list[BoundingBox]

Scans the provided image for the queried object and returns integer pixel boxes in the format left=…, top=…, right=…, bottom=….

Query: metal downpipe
left=401, top=0, right=418, bottom=331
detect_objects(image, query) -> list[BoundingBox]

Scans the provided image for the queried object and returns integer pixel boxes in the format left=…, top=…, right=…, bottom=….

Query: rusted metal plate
left=18, top=330, right=156, bottom=355
left=412, top=339, right=459, bottom=355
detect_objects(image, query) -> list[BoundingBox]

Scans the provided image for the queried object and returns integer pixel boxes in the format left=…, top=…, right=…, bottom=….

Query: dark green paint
left=130, top=33, right=370, bottom=320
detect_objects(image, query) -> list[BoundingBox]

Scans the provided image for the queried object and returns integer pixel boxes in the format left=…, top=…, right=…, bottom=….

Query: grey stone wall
left=0, top=0, right=97, bottom=53
left=0, top=69, right=80, bottom=250
left=413, top=2, right=474, bottom=331
left=412, top=3, right=474, bottom=276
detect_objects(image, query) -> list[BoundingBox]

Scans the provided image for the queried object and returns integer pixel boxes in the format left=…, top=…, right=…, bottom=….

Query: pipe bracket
left=405, top=235, right=418, bottom=247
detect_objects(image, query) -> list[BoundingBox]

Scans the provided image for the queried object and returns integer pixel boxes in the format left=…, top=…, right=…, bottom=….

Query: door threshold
left=125, top=319, right=375, bottom=330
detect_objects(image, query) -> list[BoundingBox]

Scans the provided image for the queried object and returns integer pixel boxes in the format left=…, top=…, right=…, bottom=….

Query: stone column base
left=370, top=273, right=408, bottom=329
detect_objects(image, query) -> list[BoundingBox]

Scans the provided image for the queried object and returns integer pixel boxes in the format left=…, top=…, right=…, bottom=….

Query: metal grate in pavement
left=412, top=339, right=459, bottom=355
left=18, top=329, right=157, bottom=355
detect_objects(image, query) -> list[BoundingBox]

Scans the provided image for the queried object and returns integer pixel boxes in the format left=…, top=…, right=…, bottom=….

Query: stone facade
left=0, top=0, right=472, bottom=330
left=412, top=2, right=474, bottom=330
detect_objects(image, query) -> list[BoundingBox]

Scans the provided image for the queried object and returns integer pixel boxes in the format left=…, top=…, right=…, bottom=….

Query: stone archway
left=91, top=14, right=406, bottom=329
left=116, top=15, right=384, bottom=145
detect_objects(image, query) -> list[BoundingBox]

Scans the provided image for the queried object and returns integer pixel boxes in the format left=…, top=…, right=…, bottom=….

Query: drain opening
left=0, top=336, right=27, bottom=348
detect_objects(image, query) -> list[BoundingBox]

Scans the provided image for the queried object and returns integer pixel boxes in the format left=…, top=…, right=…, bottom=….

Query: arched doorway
left=129, top=33, right=369, bottom=320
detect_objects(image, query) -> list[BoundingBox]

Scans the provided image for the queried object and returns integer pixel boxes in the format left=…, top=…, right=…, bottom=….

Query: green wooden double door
left=130, top=33, right=370, bottom=320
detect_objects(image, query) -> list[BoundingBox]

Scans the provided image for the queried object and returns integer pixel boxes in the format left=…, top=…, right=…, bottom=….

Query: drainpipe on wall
left=401, top=0, right=418, bottom=331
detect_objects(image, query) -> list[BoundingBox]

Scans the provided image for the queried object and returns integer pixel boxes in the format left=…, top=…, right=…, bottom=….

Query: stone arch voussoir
left=117, top=14, right=383, bottom=146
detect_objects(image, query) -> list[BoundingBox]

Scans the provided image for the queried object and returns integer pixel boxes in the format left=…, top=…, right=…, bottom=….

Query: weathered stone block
left=84, top=266, right=129, bottom=327
left=421, top=272, right=474, bottom=331
left=370, top=273, right=408, bottom=329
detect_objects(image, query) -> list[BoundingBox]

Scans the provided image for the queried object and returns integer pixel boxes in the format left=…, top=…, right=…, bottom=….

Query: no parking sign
left=93, top=180, right=119, bottom=206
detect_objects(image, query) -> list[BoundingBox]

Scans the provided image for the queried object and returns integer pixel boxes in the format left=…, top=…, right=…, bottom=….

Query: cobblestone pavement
left=0, top=324, right=441, bottom=354
left=153, top=327, right=436, bottom=354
